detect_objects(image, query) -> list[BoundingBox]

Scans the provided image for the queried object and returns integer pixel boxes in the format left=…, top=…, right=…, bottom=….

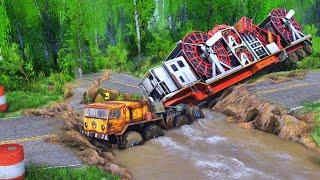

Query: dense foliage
left=0, top=0, right=319, bottom=90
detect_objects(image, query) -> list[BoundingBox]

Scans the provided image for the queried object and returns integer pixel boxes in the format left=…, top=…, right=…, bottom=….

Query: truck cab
left=82, top=100, right=204, bottom=149
left=83, top=101, right=150, bottom=140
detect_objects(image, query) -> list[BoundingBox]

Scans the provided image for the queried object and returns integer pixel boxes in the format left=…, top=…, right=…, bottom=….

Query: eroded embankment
left=212, top=85, right=320, bottom=153
left=24, top=103, right=131, bottom=179
left=23, top=70, right=132, bottom=179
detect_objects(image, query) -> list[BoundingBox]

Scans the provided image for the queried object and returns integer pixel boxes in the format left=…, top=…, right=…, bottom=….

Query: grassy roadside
left=0, top=91, right=63, bottom=118
left=302, top=102, right=320, bottom=146
left=26, top=166, right=119, bottom=180
left=0, top=73, right=73, bottom=119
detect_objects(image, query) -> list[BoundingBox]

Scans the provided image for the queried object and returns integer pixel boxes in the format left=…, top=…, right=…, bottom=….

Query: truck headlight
left=92, top=121, right=97, bottom=129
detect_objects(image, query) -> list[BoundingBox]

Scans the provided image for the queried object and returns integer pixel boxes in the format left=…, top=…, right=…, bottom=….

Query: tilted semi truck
left=82, top=8, right=313, bottom=149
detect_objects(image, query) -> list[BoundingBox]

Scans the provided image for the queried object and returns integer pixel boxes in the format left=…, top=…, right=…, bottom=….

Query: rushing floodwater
left=114, top=109, right=320, bottom=180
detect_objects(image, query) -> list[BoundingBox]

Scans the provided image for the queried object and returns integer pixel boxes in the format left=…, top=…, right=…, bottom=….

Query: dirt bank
left=23, top=71, right=133, bottom=179
left=212, top=85, right=320, bottom=153
left=24, top=102, right=131, bottom=179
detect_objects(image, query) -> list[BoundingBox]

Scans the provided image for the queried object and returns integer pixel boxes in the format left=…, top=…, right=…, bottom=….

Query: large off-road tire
left=288, top=52, right=299, bottom=63
left=304, top=45, right=313, bottom=55
left=193, top=106, right=204, bottom=118
left=118, top=131, right=144, bottom=149
left=173, top=115, right=190, bottom=128
left=296, top=49, right=307, bottom=60
left=89, top=138, right=112, bottom=151
left=143, top=125, right=164, bottom=141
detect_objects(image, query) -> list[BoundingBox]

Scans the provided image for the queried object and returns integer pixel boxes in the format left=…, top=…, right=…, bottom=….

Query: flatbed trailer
left=139, top=8, right=313, bottom=108
left=163, top=35, right=312, bottom=107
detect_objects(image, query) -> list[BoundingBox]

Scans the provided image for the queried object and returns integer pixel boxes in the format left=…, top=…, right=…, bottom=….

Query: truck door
left=107, top=108, right=125, bottom=134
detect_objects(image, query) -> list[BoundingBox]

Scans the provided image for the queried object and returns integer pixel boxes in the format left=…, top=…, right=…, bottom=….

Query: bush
left=298, top=24, right=320, bottom=69
left=146, top=31, right=174, bottom=60
left=105, top=44, right=128, bottom=72
left=0, top=44, right=32, bottom=90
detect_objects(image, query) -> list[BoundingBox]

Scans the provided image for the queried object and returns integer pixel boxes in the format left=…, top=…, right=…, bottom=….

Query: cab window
left=85, top=108, right=96, bottom=117
left=109, top=109, right=121, bottom=119
left=97, top=109, right=108, bottom=119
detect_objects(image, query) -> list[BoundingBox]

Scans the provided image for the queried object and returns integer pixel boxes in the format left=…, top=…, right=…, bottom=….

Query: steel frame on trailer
left=163, top=36, right=312, bottom=108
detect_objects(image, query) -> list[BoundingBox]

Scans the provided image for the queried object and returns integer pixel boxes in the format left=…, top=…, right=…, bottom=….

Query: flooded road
left=115, top=109, right=320, bottom=180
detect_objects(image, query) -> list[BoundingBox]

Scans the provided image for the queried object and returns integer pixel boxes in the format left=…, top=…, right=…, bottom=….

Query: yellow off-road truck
left=82, top=100, right=203, bottom=149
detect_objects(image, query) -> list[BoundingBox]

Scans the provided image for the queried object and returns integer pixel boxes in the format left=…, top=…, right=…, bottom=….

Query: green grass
left=26, top=166, right=119, bottom=180
left=302, top=102, right=320, bottom=146
left=0, top=91, right=63, bottom=118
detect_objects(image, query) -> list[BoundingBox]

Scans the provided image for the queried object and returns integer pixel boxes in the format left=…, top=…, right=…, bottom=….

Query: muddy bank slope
left=24, top=102, right=131, bottom=179
left=212, top=85, right=320, bottom=153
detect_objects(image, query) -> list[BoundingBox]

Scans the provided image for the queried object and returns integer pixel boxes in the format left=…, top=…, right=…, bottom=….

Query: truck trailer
left=83, top=8, right=313, bottom=149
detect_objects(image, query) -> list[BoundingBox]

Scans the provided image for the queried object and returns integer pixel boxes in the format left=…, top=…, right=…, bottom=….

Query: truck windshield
left=84, top=108, right=108, bottom=119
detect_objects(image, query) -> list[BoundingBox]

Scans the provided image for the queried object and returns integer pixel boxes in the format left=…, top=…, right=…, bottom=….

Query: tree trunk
left=77, top=29, right=83, bottom=75
left=15, top=24, right=26, bottom=61
left=133, top=0, right=141, bottom=59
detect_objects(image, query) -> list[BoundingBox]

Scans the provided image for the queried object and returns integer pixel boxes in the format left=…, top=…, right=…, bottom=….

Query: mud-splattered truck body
left=82, top=100, right=203, bottom=149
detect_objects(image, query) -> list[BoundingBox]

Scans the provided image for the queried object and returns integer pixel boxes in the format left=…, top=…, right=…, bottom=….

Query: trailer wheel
left=288, top=52, right=299, bottom=63
left=143, top=125, right=164, bottom=141
left=303, top=45, right=313, bottom=55
left=296, top=49, right=307, bottom=60
left=173, top=115, right=190, bottom=128
left=118, top=131, right=144, bottom=149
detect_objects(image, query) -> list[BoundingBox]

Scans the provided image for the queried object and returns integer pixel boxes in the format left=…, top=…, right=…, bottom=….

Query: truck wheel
left=304, top=45, right=313, bottom=55
left=143, top=125, right=164, bottom=140
left=89, top=138, right=112, bottom=150
left=187, top=106, right=204, bottom=121
left=296, top=49, right=306, bottom=60
left=173, top=115, right=190, bottom=128
left=119, top=131, right=144, bottom=149
left=193, top=106, right=204, bottom=119
left=288, top=52, right=299, bottom=63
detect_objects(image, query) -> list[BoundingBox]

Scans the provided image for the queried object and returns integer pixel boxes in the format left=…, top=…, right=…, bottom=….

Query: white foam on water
left=194, top=154, right=272, bottom=179
left=273, top=152, right=293, bottom=160
left=175, top=125, right=204, bottom=141
left=152, top=136, right=187, bottom=152
left=205, top=136, right=227, bottom=144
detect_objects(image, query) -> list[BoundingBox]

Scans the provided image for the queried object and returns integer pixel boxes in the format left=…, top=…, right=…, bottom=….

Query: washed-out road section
left=0, top=72, right=140, bottom=167
left=1, top=70, right=320, bottom=176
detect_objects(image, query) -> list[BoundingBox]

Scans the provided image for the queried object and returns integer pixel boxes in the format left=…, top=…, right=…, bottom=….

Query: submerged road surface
left=115, top=110, right=320, bottom=180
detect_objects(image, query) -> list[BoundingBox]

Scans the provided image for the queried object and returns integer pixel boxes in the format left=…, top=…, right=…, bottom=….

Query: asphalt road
left=0, top=116, right=81, bottom=167
left=248, top=71, right=320, bottom=110
left=102, top=73, right=142, bottom=95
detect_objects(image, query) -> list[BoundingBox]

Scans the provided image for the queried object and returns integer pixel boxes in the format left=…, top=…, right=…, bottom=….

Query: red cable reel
left=182, top=31, right=232, bottom=79
left=270, top=8, right=302, bottom=43
left=234, top=47, right=254, bottom=65
left=221, top=28, right=242, bottom=46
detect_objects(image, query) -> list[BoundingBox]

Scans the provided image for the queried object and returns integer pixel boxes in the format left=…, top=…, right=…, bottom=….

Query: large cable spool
left=182, top=32, right=231, bottom=79
left=269, top=8, right=302, bottom=43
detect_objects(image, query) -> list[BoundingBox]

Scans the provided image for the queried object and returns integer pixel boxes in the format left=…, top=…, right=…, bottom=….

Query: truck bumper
left=81, top=130, right=109, bottom=141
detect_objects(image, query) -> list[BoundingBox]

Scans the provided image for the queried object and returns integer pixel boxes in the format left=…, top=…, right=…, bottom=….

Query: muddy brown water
left=114, top=109, right=320, bottom=180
